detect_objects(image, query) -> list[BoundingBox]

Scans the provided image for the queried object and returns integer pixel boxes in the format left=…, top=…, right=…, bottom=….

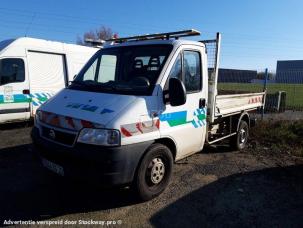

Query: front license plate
left=42, top=158, right=64, bottom=176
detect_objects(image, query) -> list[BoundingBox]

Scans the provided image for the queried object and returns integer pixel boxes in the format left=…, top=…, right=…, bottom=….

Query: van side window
left=0, top=58, right=25, bottom=85
left=183, top=51, right=201, bottom=92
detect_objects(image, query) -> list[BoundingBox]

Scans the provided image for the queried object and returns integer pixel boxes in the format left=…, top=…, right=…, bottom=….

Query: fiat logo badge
left=49, top=129, right=56, bottom=139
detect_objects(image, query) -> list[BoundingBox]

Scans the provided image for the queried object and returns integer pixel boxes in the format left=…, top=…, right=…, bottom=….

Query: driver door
left=159, top=46, right=207, bottom=160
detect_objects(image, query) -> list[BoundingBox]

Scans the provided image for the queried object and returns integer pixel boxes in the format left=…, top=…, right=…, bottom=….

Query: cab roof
left=103, top=39, right=205, bottom=49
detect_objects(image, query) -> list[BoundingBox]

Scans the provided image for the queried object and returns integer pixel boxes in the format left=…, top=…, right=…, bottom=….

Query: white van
left=0, top=37, right=97, bottom=124
left=32, top=30, right=265, bottom=200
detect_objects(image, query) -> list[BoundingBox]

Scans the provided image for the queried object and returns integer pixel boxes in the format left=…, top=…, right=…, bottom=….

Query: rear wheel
left=230, top=120, right=249, bottom=150
left=133, top=143, right=173, bottom=201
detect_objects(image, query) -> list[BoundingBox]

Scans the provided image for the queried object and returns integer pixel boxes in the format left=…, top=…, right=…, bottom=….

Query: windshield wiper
left=114, top=83, right=133, bottom=91
left=70, top=80, right=87, bottom=86
left=70, top=80, right=147, bottom=93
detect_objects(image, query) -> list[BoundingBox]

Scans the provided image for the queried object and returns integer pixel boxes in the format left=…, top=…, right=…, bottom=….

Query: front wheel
left=133, top=143, right=173, bottom=201
left=230, top=120, right=249, bottom=150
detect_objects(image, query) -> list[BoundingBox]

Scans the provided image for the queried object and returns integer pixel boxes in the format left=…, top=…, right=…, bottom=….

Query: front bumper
left=31, top=126, right=153, bottom=186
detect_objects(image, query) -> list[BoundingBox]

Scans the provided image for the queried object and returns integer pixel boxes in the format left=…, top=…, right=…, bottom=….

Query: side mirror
left=168, top=77, right=186, bottom=106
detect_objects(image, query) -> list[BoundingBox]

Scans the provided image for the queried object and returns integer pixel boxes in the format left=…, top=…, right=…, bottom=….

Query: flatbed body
left=215, top=92, right=265, bottom=117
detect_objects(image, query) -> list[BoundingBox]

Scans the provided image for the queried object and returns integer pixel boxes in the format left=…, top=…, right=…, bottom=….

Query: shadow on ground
left=0, top=144, right=140, bottom=224
left=203, top=144, right=234, bottom=154
left=150, top=164, right=303, bottom=227
left=0, top=121, right=33, bottom=130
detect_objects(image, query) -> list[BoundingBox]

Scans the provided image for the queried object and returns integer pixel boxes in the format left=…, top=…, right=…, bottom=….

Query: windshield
left=70, top=44, right=173, bottom=95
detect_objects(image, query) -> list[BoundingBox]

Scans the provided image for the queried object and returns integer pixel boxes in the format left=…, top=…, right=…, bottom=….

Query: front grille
left=41, top=126, right=76, bottom=146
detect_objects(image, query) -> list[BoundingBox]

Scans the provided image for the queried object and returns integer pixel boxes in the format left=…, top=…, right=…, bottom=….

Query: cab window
left=183, top=51, right=201, bottom=92
left=166, top=50, right=202, bottom=93
left=169, top=54, right=182, bottom=80
left=0, top=58, right=25, bottom=85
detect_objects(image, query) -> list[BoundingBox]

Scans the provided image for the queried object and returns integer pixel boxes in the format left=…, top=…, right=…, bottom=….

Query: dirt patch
left=249, top=120, right=303, bottom=158
left=0, top=125, right=302, bottom=227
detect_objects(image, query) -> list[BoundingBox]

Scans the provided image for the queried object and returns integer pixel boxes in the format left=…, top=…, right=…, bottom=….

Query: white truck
left=0, top=37, right=97, bottom=124
left=32, top=30, right=266, bottom=200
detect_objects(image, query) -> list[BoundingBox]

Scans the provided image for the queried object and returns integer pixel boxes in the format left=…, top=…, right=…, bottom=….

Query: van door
left=27, top=51, right=67, bottom=115
left=0, top=58, right=30, bottom=123
left=159, top=46, right=207, bottom=160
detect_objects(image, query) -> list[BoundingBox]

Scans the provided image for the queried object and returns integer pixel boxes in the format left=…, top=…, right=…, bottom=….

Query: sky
left=0, top=0, right=302, bottom=72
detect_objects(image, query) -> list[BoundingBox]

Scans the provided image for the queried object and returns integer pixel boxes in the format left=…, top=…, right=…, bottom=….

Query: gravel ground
left=0, top=124, right=302, bottom=227
left=257, top=110, right=303, bottom=121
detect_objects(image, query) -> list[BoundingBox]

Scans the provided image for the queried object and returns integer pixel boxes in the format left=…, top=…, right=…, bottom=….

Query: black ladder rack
left=84, top=38, right=105, bottom=47
left=106, top=29, right=201, bottom=43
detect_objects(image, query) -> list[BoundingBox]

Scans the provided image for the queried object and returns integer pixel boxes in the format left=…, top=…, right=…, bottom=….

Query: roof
left=277, top=60, right=303, bottom=71
left=0, top=37, right=97, bottom=55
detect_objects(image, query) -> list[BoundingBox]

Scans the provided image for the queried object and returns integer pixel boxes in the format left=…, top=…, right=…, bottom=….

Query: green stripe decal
left=197, top=113, right=206, bottom=121
left=0, top=94, right=31, bottom=104
left=160, top=109, right=207, bottom=128
left=0, top=93, right=51, bottom=106
left=159, top=111, right=189, bottom=127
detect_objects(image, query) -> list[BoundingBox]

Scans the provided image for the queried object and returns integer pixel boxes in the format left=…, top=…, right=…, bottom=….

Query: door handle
left=199, top=98, right=206, bottom=109
left=23, top=89, right=30, bottom=95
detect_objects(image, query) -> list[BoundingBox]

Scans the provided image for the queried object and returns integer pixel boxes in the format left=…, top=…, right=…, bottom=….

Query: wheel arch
left=230, top=111, right=250, bottom=133
left=154, top=137, right=177, bottom=161
left=132, top=137, right=177, bottom=184
left=237, top=112, right=250, bottom=131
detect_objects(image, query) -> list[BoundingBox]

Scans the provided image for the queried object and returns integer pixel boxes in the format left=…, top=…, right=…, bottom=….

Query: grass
left=218, top=83, right=303, bottom=110
left=250, top=120, right=303, bottom=157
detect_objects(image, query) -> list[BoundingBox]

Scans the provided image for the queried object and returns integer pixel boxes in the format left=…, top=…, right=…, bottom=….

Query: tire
left=230, top=120, right=249, bottom=150
left=133, top=143, right=173, bottom=201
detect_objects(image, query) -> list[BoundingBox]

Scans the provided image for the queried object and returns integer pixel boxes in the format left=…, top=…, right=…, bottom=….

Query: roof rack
left=106, top=29, right=201, bottom=43
left=84, top=38, right=105, bottom=47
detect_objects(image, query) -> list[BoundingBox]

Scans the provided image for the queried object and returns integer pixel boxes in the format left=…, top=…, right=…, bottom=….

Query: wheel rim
left=147, top=157, right=165, bottom=185
left=239, top=128, right=247, bottom=144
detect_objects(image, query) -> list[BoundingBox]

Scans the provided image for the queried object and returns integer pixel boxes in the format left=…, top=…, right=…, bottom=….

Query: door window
left=0, top=58, right=25, bottom=85
left=183, top=51, right=201, bottom=92
left=166, top=50, right=202, bottom=93
left=169, top=54, right=182, bottom=80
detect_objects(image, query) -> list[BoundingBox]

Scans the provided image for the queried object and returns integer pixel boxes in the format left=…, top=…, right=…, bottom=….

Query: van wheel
left=230, top=120, right=249, bottom=150
left=134, top=143, right=173, bottom=201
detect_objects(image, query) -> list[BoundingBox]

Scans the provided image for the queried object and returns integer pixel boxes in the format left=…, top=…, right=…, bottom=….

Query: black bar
left=106, top=29, right=201, bottom=42
left=0, top=108, right=30, bottom=114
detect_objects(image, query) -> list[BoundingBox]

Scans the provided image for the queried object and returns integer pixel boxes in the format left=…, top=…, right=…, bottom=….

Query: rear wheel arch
left=231, top=112, right=250, bottom=132
left=238, top=112, right=250, bottom=130
left=230, top=112, right=250, bottom=150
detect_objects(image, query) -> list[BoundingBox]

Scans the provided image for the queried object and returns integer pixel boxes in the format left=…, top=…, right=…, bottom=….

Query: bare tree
left=77, top=26, right=115, bottom=46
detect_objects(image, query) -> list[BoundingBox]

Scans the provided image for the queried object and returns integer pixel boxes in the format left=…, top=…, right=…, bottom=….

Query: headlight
left=77, top=128, right=120, bottom=146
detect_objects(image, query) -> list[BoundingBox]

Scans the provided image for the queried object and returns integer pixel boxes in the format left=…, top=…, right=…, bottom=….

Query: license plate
left=42, top=158, right=64, bottom=176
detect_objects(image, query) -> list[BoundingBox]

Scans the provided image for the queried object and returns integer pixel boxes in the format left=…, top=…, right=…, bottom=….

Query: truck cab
left=32, top=30, right=265, bottom=200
